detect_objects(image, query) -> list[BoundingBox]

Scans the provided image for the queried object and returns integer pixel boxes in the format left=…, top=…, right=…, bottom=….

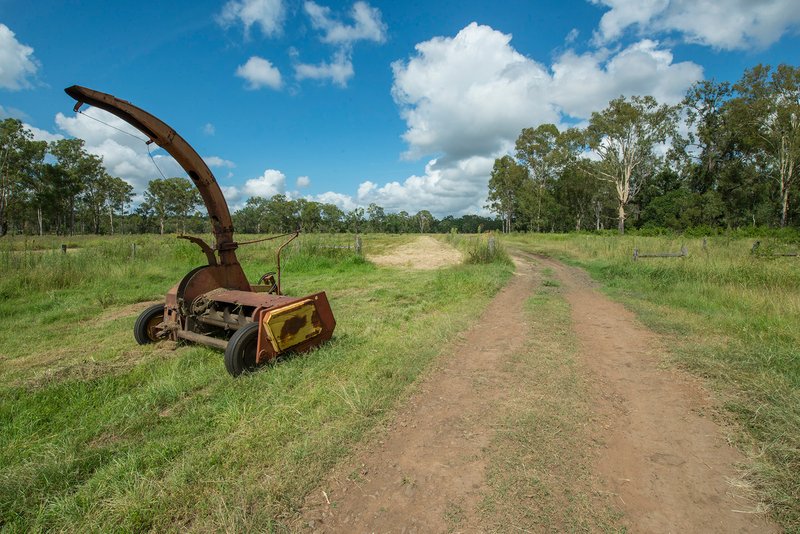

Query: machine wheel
left=134, top=303, right=165, bottom=345
left=225, top=322, right=260, bottom=377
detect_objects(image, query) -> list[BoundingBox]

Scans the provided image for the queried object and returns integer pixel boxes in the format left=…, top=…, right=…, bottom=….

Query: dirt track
left=536, top=254, right=777, bottom=533
left=301, top=245, right=776, bottom=532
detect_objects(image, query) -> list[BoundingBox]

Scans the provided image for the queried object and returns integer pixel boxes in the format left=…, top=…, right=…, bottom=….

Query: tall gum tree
left=731, top=64, right=800, bottom=228
left=680, top=80, right=733, bottom=193
left=143, top=177, right=200, bottom=235
left=515, top=124, right=563, bottom=232
left=49, top=138, right=103, bottom=235
left=487, top=155, right=526, bottom=233
left=0, top=119, right=46, bottom=236
left=586, top=95, right=678, bottom=234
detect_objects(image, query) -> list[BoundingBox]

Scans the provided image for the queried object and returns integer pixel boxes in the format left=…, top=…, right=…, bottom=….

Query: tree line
left=231, top=195, right=501, bottom=234
left=0, top=124, right=134, bottom=236
left=0, top=118, right=500, bottom=236
left=2, top=63, right=797, bottom=237
left=488, top=64, right=800, bottom=234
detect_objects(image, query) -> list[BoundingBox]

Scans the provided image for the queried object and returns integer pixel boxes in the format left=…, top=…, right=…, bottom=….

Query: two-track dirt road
left=301, top=245, right=776, bottom=533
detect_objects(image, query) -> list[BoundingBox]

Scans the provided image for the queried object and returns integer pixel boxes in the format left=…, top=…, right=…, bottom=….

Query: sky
left=1, top=0, right=800, bottom=217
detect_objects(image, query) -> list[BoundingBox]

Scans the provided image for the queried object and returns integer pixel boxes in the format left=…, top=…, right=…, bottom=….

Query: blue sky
left=2, top=0, right=799, bottom=216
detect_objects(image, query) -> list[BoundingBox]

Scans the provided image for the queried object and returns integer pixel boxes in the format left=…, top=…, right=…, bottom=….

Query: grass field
left=2, top=231, right=797, bottom=531
left=0, top=233, right=512, bottom=531
left=506, top=233, right=800, bottom=531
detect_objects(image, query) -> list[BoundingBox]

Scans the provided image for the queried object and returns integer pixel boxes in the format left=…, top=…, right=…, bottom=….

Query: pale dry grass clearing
left=368, top=235, right=463, bottom=269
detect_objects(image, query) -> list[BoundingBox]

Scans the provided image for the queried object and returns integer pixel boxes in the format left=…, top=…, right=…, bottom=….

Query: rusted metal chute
left=65, top=85, right=335, bottom=376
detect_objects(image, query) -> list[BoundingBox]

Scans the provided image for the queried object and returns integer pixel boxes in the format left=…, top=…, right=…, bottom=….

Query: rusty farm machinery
left=65, top=85, right=335, bottom=376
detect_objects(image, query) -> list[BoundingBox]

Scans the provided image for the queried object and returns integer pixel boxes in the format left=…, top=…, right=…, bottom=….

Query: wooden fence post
left=131, top=243, right=136, bottom=260
left=61, top=244, right=67, bottom=254
left=633, top=248, right=639, bottom=261
left=488, top=236, right=496, bottom=255
left=355, top=235, right=362, bottom=255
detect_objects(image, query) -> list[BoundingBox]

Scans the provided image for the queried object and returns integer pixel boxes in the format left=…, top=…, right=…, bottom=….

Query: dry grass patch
left=368, top=235, right=463, bottom=269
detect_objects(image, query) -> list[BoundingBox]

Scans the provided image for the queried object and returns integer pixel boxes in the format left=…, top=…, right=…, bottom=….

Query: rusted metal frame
left=275, top=230, right=300, bottom=295
left=237, top=231, right=297, bottom=246
left=178, top=235, right=218, bottom=266
left=64, top=85, right=238, bottom=267
left=176, top=329, right=228, bottom=350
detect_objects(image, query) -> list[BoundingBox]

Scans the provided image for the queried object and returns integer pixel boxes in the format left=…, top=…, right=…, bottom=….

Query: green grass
left=444, top=231, right=512, bottom=265
left=505, top=233, right=800, bottom=531
left=0, top=233, right=512, bottom=531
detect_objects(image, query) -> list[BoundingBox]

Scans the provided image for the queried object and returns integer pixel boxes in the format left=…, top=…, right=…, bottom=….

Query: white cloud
left=243, top=168, right=287, bottom=197
left=550, top=39, right=702, bottom=118
left=203, top=156, right=236, bottom=168
left=55, top=108, right=185, bottom=191
left=565, top=28, right=580, bottom=44
left=304, top=1, right=387, bottom=46
left=236, top=56, right=283, bottom=90
left=218, top=0, right=285, bottom=38
left=356, top=156, right=497, bottom=217
left=591, top=0, right=667, bottom=43
left=221, top=185, right=242, bottom=203
left=370, top=22, right=701, bottom=216
left=296, top=175, right=311, bottom=188
left=391, top=23, right=558, bottom=163
left=0, top=104, right=29, bottom=120
left=294, top=49, right=354, bottom=87
left=591, top=0, right=800, bottom=50
left=0, top=24, right=39, bottom=90
left=24, top=123, right=63, bottom=143
left=203, top=123, right=215, bottom=135
left=357, top=181, right=375, bottom=199
left=294, top=2, right=385, bottom=87
left=310, top=191, right=358, bottom=211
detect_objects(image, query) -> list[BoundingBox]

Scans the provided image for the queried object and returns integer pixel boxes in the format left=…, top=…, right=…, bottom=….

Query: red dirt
left=302, top=257, right=536, bottom=532
left=538, top=255, right=777, bottom=533
left=300, top=253, right=777, bottom=533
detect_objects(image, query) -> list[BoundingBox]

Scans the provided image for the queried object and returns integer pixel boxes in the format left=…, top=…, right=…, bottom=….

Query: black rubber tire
left=134, top=303, right=165, bottom=345
left=224, top=322, right=260, bottom=377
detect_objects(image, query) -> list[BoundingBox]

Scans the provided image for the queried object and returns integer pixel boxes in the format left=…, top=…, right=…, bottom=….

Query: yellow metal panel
left=263, top=300, right=323, bottom=353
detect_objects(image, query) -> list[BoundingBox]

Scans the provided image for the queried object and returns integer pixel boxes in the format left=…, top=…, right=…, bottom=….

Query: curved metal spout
left=64, top=85, right=238, bottom=266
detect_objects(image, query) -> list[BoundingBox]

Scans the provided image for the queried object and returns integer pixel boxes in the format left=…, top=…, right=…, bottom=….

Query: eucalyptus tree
left=345, top=207, right=365, bottom=233
left=296, top=199, right=323, bottom=232
left=680, top=80, right=734, bottom=193
left=366, top=203, right=386, bottom=232
left=81, top=172, right=131, bottom=234
left=100, top=175, right=133, bottom=234
left=553, top=162, right=597, bottom=231
left=143, top=177, right=201, bottom=234
left=0, top=119, right=47, bottom=235
left=232, top=196, right=264, bottom=233
left=586, top=95, right=679, bottom=234
left=319, top=203, right=344, bottom=233
left=515, top=124, right=561, bottom=232
left=487, top=155, right=527, bottom=233
left=262, top=194, right=297, bottom=233
left=415, top=210, right=434, bottom=233
left=730, top=64, right=800, bottom=227
left=49, top=138, right=105, bottom=235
